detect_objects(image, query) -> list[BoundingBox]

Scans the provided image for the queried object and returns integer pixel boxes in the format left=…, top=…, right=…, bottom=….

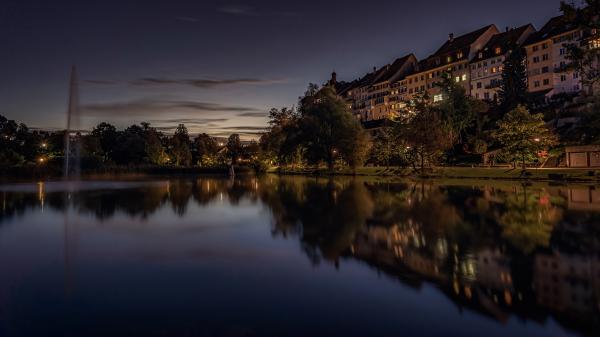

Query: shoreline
left=269, top=167, right=600, bottom=184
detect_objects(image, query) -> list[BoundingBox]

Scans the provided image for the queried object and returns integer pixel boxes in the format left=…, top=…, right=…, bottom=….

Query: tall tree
left=499, top=43, right=530, bottom=112
left=298, top=85, right=369, bottom=170
left=194, top=133, right=218, bottom=166
left=91, top=122, right=118, bottom=162
left=397, top=103, right=454, bottom=173
left=170, top=124, right=192, bottom=166
left=495, top=105, right=558, bottom=169
left=226, top=134, right=243, bottom=163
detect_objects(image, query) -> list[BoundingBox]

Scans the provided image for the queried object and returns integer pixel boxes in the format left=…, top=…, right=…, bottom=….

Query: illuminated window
left=462, top=74, right=467, bottom=81
left=457, top=52, right=463, bottom=59
left=447, top=56, right=453, bottom=63
left=455, top=76, right=460, bottom=83
left=495, top=47, right=502, bottom=55
left=590, top=38, right=600, bottom=49
left=433, top=94, right=444, bottom=102
left=491, top=67, right=497, bottom=73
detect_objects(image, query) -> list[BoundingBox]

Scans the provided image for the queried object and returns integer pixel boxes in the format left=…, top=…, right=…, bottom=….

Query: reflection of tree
left=168, top=180, right=193, bottom=216
left=498, top=186, right=561, bottom=254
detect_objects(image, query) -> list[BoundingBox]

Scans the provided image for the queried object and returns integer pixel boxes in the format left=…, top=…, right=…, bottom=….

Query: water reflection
left=0, top=177, right=599, bottom=336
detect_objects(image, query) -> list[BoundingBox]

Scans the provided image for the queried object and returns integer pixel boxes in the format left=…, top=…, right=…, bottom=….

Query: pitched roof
left=472, top=24, right=535, bottom=61
left=414, top=25, right=497, bottom=72
left=434, top=24, right=497, bottom=56
left=524, top=15, right=579, bottom=46
left=375, top=54, right=417, bottom=83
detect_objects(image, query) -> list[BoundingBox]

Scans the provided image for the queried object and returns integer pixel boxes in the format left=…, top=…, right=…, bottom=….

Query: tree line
left=0, top=117, right=260, bottom=170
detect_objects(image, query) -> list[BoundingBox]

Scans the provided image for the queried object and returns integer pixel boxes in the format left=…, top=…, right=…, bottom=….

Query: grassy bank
left=269, top=166, right=600, bottom=183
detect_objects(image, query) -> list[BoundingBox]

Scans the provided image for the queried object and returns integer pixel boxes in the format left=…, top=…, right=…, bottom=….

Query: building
left=523, top=15, right=583, bottom=100
left=337, top=54, right=418, bottom=122
left=405, top=25, right=499, bottom=102
left=470, top=25, right=536, bottom=101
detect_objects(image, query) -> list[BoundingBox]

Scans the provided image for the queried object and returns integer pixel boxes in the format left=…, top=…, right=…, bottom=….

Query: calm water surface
left=0, top=176, right=599, bottom=337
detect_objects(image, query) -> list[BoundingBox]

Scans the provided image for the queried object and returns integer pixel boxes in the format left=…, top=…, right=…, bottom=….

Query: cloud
left=82, top=98, right=260, bottom=117
left=237, top=112, right=268, bottom=118
left=84, top=77, right=285, bottom=89
left=217, top=4, right=257, bottom=16
left=217, top=4, right=298, bottom=17
left=175, top=16, right=199, bottom=22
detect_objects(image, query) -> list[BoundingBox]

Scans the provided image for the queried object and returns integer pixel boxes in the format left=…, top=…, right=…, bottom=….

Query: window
left=477, top=82, right=482, bottom=89
left=542, top=54, right=549, bottom=61
left=533, top=56, right=540, bottom=63
left=462, top=74, right=467, bottom=81
left=533, top=45, right=539, bottom=52
left=457, top=52, right=463, bottom=59
left=534, top=81, right=540, bottom=88
left=560, top=48, right=566, bottom=55
left=455, top=76, right=461, bottom=83
left=495, top=47, right=502, bottom=55
left=561, top=75, right=567, bottom=82
left=484, top=92, right=490, bottom=100
left=543, top=79, right=550, bottom=85
left=491, top=67, right=497, bottom=73
left=574, top=72, right=579, bottom=79
left=433, top=94, right=444, bottom=102
left=542, top=67, right=549, bottom=73
left=542, top=43, right=548, bottom=49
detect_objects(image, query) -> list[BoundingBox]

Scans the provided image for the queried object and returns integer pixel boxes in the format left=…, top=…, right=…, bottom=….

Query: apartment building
left=524, top=15, right=582, bottom=98
left=470, top=25, right=536, bottom=101
left=337, top=54, right=417, bottom=122
left=406, top=25, right=499, bottom=102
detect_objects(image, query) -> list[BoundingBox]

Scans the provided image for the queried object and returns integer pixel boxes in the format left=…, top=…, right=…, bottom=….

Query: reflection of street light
left=38, top=157, right=46, bottom=164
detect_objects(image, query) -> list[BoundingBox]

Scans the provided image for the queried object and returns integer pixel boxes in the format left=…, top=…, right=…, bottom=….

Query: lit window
left=495, top=47, right=502, bottom=54
left=455, top=76, right=461, bottom=83
left=462, top=74, right=467, bottom=81
left=447, top=56, right=453, bottom=63
left=457, top=52, right=463, bottom=59
left=433, top=94, right=444, bottom=102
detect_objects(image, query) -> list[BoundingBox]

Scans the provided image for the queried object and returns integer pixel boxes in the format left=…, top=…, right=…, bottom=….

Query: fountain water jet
left=64, top=66, right=81, bottom=178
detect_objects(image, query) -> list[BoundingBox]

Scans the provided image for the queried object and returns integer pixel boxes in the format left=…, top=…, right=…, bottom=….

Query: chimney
left=373, top=66, right=377, bottom=73
left=449, top=33, right=454, bottom=42
left=330, top=71, right=337, bottom=85
left=506, top=26, right=509, bottom=32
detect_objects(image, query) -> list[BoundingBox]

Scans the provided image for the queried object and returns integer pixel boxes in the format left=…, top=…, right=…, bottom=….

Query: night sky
left=0, top=0, right=563, bottom=139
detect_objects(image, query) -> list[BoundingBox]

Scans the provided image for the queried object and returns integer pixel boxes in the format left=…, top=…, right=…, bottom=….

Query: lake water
left=0, top=176, right=599, bottom=337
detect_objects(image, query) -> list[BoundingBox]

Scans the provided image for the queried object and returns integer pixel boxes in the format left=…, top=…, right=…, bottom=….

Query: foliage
left=396, top=101, right=454, bottom=173
left=298, top=85, right=370, bottom=170
left=170, top=124, right=192, bottom=166
left=495, top=105, right=558, bottom=168
left=499, top=42, right=530, bottom=112
left=193, top=133, right=219, bottom=166
left=226, top=134, right=243, bottom=163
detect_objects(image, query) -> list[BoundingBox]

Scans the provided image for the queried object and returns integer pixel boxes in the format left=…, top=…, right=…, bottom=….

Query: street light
left=534, top=138, right=541, bottom=142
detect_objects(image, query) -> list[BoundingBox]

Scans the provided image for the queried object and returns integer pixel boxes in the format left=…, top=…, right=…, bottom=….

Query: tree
left=91, top=122, right=118, bottom=162
left=397, top=103, right=454, bottom=173
left=170, top=124, right=192, bottom=166
left=144, top=125, right=167, bottom=165
left=499, top=42, right=530, bottom=111
left=260, top=107, right=302, bottom=166
left=495, top=105, right=558, bottom=169
left=193, top=133, right=218, bottom=166
left=298, top=85, right=369, bottom=170
left=436, top=75, right=479, bottom=144
left=226, top=134, right=243, bottom=163
left=561, top=0, right=600, bottom=95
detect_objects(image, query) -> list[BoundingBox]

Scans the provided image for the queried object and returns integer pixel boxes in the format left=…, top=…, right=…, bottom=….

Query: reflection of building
left=561, top=187, right=600, bottom=211
left=534, top=251, right=600, bottom=315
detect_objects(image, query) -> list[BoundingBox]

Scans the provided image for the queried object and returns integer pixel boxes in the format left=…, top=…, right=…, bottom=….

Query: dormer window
left=457, top=52, right=463, bottom=59
left=495, top=47, right=502, bottom=55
